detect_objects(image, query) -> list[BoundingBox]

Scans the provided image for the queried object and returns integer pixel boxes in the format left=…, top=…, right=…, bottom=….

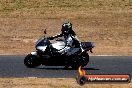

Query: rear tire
left=24, top=54, right=41, bottom=68
left=71, top=53, right=89, bottom=69
left=71, top=64, right=80, bottom=70
left=81, top=53, right=89, bottom=67
left=64, top=65, right=69, bottom=69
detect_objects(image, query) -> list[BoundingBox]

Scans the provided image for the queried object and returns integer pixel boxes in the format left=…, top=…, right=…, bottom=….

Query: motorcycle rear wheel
left=71, top=53, right=89, bottom=69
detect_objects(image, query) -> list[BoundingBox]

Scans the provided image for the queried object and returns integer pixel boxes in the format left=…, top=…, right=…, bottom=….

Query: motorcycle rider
left=48, top=22, right=83, bottom=56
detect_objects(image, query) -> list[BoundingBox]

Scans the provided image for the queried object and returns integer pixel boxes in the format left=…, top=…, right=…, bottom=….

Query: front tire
left=24, top=54, right=41, bottom=68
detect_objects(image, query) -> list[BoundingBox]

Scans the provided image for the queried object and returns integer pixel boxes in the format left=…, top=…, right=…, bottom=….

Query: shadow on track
left=37, top=67, right=99, bottom=71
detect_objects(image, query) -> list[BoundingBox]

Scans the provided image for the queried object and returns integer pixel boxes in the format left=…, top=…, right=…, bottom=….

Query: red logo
left=77, top=66, right=131, bottom=85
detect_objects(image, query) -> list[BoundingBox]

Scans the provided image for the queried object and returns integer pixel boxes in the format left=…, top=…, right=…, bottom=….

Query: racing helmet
left=61, top=22, right=72, bottom=35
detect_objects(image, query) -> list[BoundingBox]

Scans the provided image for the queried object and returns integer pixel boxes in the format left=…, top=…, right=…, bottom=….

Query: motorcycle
left=24, top=29, right=95, bottom=69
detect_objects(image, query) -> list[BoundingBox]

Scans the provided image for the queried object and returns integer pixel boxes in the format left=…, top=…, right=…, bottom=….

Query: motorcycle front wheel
left=24, top=54, right=41, bottom=68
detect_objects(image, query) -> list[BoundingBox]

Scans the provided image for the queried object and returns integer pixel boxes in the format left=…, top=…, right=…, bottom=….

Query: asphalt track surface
left=0, top=55, right=132, bottom=78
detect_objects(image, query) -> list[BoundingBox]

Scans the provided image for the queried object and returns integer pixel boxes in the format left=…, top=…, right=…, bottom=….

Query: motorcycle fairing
left=51, top=41, right=66, bottom=50
left=36, top=46, right=47, bottom=52
left=31, top=51, right=37, bottom=55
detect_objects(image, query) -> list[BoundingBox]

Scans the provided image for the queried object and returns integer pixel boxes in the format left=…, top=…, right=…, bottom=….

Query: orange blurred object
left=78, top=66, right=86, bottom=76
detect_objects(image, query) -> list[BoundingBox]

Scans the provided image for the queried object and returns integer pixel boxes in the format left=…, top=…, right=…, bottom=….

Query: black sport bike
left=24, top=30, right=95, bottom=69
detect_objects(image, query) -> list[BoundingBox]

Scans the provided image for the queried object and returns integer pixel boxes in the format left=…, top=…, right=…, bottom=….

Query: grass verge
left=0, top=78, right=131, bottom=88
